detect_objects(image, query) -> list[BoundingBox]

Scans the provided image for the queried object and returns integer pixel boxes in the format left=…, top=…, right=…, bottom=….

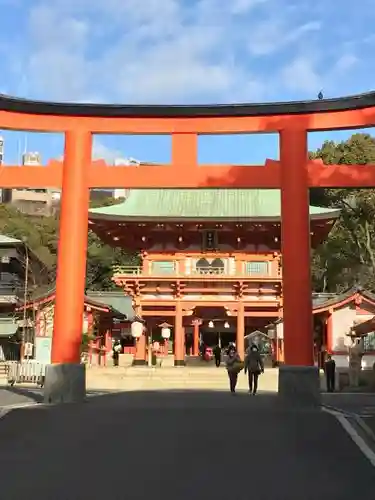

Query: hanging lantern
left=224, top=321, right=230, bottom=329
left=208, top=320, right=214, bottom=328
left=161, top=327, right=171, bottom=339
left=131, top=320, right=144, bottom=338
left=159, top=322, right=172, bottom=339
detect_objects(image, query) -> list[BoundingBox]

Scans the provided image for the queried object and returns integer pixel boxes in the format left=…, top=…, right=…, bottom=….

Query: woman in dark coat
left=112, top=340, right=122, bottom=367
left=225, top=345, right=241, bottom=393
left=244, top=344, right=264, bottom=395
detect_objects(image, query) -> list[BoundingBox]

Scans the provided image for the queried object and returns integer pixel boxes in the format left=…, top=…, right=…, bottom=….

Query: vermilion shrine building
left=89, top=189, right=338, bottom=365
left=2, top=91, right=375, bottom=402
left=17, top=288, right=128, bottom=364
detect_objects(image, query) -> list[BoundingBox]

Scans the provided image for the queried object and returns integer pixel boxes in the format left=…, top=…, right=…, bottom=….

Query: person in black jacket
left=213, top=345, right=221, bottom=367
left=324, top=354, right=336, bottom=392
left=112, top=340, right=121, bottom=367
left=244, top=344, right=264, bottom=395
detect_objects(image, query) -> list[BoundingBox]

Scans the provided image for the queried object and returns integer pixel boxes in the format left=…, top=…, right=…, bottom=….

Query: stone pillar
left=174, top=301, right=185, bottom=366
left=278, top=128, right=319, bottom=406
left=45, top=130, right=91, bottom=404
left=236, top=302, right=245, bottom=360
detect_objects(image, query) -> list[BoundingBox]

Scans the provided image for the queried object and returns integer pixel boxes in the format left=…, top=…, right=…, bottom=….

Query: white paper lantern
left=161, top=327, right=171, bottom=339
left=131, top=321, right=144, bottom=338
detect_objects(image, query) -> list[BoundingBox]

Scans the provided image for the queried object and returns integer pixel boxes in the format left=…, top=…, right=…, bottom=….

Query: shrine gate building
left=89, top=189, right=338, bottom=365
left=2, top=90, right=375, bottom=403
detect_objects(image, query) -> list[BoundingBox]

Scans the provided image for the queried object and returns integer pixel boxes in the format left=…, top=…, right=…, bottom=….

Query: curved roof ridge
left=1, top=90, right=375, bottom=117
left=89, top=189, right=339, bottom=220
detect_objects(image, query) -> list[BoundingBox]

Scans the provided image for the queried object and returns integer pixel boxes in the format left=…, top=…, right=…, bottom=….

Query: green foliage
left=310, top=133, right=375, bottom=292
left=81, top=331, right=96, bottom=353
left=0, top=196, right=137, bottom=291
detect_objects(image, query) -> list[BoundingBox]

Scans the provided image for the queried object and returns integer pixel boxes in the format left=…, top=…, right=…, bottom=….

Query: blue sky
left=1, top=0, right=375, bottom=167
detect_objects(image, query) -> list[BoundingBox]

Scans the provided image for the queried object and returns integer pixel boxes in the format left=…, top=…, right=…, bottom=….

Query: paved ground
left=0, top=385, right=113, bottom=408
left=0, top=390, right=374, bottom=500
left=322, top=393, right=375, bottom=417
left=322, top=392, right=375, bottom=449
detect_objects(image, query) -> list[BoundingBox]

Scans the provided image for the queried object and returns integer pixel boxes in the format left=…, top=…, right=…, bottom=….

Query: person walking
left=213, top=344, right=221, bottom=367
left=324, top=354, right=336, bottom=392
left=244, top=344, right=264, bottom=395
left=226, top=345, right=242, bottom=394
left=112, top=339, right=122, bottom=367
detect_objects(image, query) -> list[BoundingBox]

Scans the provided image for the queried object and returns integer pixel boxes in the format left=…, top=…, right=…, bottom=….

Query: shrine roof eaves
left=17, top=286, right=127, bottom=318
left=89, top=189, right=339, bottom=221
left=1, top=90, right=375, bottom=117
left=313, top=287, right=375, bottom=313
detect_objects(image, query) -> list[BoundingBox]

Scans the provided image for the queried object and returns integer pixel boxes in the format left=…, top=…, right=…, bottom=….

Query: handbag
left=232, top=361, right=244, bottom=373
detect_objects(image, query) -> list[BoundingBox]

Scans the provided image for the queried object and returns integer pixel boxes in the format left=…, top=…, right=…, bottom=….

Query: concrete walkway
left=0, top=390, right=374, bottom=499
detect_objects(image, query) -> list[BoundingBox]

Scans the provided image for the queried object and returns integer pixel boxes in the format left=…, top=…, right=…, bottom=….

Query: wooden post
left=174, top=301, right=185, bottom=366
left=236, top=302, right=245, bottom=360
left=280, top=128, right=314, bottom=366
left=51, top=130, right=92, bottom=364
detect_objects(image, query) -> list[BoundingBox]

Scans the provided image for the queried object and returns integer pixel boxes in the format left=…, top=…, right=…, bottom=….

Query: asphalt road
left=0, top=385, right=113, bottom=408
left=322, top=393, right=375, bottom=416
left=0, top=390, right=374, bottom=500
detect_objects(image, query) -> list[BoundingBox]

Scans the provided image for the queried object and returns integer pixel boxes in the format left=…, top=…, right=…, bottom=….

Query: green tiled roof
left=86, top=292, right=134, bottom=319
left=89, top=189, right=338, bottom=220
left=0, top=317, right=19, bottom=337
left=0, top=235, right=22, bottom=245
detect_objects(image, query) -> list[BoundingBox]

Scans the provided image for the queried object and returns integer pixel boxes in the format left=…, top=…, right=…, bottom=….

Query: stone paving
left=0, top=390, right=374, bottom=499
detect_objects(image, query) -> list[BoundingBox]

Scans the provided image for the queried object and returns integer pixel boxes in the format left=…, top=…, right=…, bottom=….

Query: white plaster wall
left=182, top=294, right=234, bottom=301
left=185, top=258, right=192, bottom=275
left=333, top=353, right=375, bottom=369
left=331, top=305, right=356, bottom=352
left=276, top=322, right=283, bottom=339
left=362, top=354, right=375, bottom=369
left=228, top=257, right=236, bottom=275
left=143, top=294, right=173, bottom=300
left=331, top=305, right=375, bottom=368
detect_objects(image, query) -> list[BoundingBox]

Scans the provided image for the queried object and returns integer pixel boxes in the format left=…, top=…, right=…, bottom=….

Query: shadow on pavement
left=4, top=385, right=44, bottom=403
left=0, top=389, right=374, bottom=500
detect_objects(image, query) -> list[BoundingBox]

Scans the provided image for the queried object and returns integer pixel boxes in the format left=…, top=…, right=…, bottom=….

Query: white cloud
left=333, top=54, right=358, bottom=73
left=23, top=0, right=269, bottom=103
left=92, top=139, right=124, bottom=162
left=281, top=56, right=322, bottom=93
left=247, top=20, right=321, bottom=56
left=3, top=0, right=364, bottom=104
left=230, top=0, right=269, bottom=14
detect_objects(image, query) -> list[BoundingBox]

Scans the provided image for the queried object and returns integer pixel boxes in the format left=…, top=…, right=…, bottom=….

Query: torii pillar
left=44, top=129, right=92, bottom=404
left=278, top=128, right=320, bottom=406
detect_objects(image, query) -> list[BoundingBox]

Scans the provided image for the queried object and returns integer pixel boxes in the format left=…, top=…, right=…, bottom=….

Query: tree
left=86, top=196, right=138, bottom=290
left=0, top=196, right=137, bottom=291
left=310, top=133, right=375, bottom=292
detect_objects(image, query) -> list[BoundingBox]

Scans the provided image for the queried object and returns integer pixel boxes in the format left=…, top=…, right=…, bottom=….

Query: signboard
left=35, top=337, right=52, bottom=364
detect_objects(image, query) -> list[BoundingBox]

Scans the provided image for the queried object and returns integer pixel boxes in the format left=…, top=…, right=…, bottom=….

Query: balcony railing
left=0, top=282, right=21, bottom=295
left=112, top=265, right=279, bottom=279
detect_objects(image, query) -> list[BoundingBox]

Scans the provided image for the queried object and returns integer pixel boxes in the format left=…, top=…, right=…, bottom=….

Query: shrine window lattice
left=150, top=261, right=176, bottom=275
left=244, top=261, right=269, bottom=276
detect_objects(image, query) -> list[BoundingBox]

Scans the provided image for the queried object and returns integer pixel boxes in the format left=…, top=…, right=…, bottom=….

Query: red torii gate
left=1, top=93, right=375, bottom=402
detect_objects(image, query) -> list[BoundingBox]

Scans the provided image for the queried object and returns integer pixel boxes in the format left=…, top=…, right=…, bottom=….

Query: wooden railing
left=112, top=265, right=279, bottom=278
